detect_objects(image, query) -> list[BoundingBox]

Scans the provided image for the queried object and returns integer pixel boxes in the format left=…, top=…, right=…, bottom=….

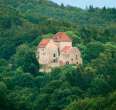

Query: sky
left=51, top=0, right=116, bottom=9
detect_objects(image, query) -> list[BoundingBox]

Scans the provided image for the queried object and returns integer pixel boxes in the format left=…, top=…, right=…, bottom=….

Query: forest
left=0, top=0, right=116, bottom=110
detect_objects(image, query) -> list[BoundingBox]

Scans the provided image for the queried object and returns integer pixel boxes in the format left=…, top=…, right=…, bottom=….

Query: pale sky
left=51, top=0, right=116, bottom=8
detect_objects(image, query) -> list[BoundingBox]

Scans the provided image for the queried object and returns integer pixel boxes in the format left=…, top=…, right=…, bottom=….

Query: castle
left=36, top=32, right=82, bottom=72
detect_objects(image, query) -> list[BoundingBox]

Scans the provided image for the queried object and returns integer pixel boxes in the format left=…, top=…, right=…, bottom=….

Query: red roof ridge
left=53, top=32, right=72, bottom=42
left=61, top=46, right=72, bottom=53
left=39, top=38, right=51, bottom=48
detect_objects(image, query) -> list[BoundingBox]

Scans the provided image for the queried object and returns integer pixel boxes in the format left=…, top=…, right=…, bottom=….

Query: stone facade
left=36, top=32, right=82, bottom=72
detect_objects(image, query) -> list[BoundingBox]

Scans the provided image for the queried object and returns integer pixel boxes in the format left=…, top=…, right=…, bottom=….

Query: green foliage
left=11, top=44, right=39, bottom=74
left=86, top=41, right=104, bottom=61
left=64, top=91, right=116, bottom=110
left=0, top=81, right=9, bottom=109
left=88, top=76, right=111, bottom=96
left=7, top=88, right=34, bottom=110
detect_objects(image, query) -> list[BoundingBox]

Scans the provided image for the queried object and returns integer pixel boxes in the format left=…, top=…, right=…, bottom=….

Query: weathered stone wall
left=37, top=40, right=58, bottom=65
left=58, top=47, right=82, bottom=65
left=37, top=36, right=82, bottom=72
left=54, top=41, right=72, bottom=51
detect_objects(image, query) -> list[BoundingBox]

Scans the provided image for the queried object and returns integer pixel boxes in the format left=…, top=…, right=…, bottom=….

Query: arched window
left=76, top=55, right=78, bottom=59
left=53, top=53, right=56, bottom=57
left=53, top=59, right=56, bottom=63
left=71, top=58, right=73, bottom=61
left=53, top=59, right=57, bottom=63
left=66, top=61, right=69, bottom=65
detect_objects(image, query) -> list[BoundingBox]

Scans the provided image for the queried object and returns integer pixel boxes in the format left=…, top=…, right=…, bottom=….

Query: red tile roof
left=39, top=38, right=50, bottom=48
left=61, top=46, right=72, bottom=53
left=53, top=32, right=71, bottom=42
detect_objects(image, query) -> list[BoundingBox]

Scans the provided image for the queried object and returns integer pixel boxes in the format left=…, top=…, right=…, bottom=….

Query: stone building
left=36, top=32, right=82, bottom=72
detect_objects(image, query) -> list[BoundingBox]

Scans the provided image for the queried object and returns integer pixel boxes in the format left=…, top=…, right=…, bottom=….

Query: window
left=66, top=61, right=69, bottom=65
left=71, top=58, right=73, bottom=61
left=76, top=55, right=78, bottom=59
left=53, top=59, right=56, bottom=63
left=53, top=53, right=56, bottom=57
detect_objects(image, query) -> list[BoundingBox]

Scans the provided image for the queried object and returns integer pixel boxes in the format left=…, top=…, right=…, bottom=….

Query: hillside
left=0, top=0, right=116, bottom=110
left=0, top=0, right=116, bottom=59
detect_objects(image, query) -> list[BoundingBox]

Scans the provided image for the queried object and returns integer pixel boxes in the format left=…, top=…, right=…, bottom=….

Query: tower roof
left=52, top=32, right=72, bottom=42
left=39, top=38, right=50, bottom=48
